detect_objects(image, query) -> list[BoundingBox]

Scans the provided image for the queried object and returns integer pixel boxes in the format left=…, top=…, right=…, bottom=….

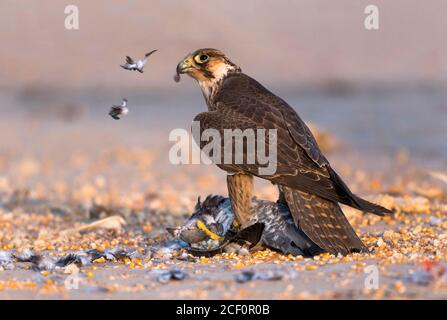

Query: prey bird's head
left=175, top=49, right=241, bottom=96
left=166, top=195, right=234, bottom=245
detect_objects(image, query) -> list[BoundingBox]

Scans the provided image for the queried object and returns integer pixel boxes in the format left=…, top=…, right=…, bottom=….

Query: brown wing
left=194, top=73, right=338, bottom=203
left=215, top=73, right=328, bottom=166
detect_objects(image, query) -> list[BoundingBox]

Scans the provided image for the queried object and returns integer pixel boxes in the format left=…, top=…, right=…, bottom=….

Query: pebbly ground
left=0, top=91, right=446, bottom=299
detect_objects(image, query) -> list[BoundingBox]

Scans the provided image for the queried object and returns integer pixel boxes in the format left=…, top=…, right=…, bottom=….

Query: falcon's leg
left=227, top=173, right=253, bottom=229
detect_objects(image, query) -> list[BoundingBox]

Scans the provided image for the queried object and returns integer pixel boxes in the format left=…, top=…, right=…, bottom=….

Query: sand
left=0, top=90, right=446, bottom=300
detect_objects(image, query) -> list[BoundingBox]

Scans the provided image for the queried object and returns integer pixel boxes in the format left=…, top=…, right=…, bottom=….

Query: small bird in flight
left=120, top=50, right=157, bottom=73
left=109, top=99, right=128, bottom=120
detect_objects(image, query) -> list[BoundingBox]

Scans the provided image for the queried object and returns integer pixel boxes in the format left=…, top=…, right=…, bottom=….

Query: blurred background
left=0, top=0, right=446, bottom=212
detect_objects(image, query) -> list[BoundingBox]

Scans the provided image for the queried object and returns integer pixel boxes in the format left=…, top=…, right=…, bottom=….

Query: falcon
left=175, top=48, right=392, bottom=255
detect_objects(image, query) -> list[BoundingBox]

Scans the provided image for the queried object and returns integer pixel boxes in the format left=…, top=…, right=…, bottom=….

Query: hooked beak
left=177, top=55, right=198, bottom=74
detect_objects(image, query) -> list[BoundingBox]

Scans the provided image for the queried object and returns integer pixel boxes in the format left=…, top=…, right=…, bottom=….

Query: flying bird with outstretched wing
left=175, top=48, right=392, bottom=255
left=109, top=98, right=128, bottom=120
left=120, top=50, right=157, bottom=73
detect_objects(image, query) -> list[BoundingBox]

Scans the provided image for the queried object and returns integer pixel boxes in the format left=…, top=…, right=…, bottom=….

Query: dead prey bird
left=109, top=99, right=128, bottom=120
left=167, top=195, right=323, bottom=257
left=120, top=50, right=157, bottom=73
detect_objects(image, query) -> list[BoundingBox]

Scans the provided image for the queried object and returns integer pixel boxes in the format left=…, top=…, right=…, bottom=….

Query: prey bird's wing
left=232, top=223, right=265, bottom=249
left=125, top=56, right=135, bottom=64
left=109, top=106, right=121, bottom=120
left=143, top=49, right=157, bottom=63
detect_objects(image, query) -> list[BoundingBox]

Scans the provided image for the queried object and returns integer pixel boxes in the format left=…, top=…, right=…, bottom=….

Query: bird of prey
left=168, top=195, right=323, bottom=256
left=109, top=98, right=128, bottom=120
left=175, top=48, right=392, bottom=256
left=120, top=49, right=157, bottom=73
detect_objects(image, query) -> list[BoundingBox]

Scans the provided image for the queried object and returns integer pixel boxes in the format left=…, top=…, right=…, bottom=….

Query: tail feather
left=327, top=166, right=392, bottom=216
left=350, top=194, right=392, bottom=216
left=280, top=186, right=368, bottom=255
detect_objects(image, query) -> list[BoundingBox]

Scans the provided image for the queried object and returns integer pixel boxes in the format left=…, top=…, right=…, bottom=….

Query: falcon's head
left=176, top=48, right=241, bottom=96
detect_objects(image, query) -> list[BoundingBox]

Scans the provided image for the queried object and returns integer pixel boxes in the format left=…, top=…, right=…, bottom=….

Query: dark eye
left=194, top=54, right=209, bottom=64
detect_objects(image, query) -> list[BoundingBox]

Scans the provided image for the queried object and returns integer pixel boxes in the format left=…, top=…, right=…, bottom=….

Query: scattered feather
left=86, top=249, right=116, bottom=262
left=56, top=253, right=91, bottom=267
left=109, top=247, right=139, bottom=260
left=13, top=249, right=35, bottom=262
left=235, top=270, right=283, bottom=283
left=156, top=269, right=187, bottom=283
left=30, top=254, right=56, bottom=271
